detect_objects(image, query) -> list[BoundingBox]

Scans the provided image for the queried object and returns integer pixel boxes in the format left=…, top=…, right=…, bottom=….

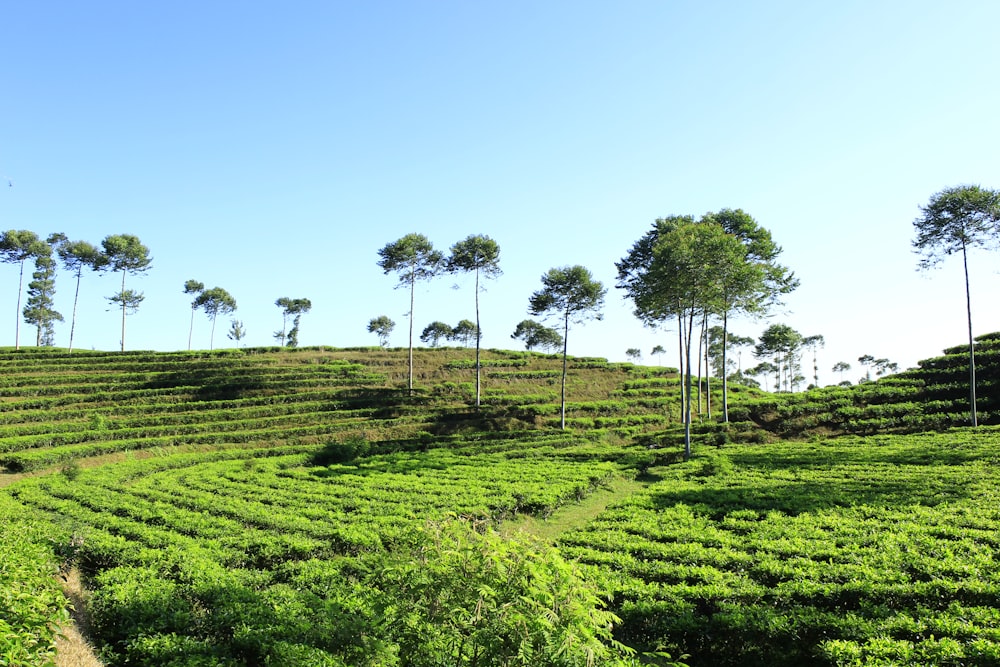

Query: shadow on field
left=142, top=367, right=272, bottom=400
left=728, top=439, right=989, bottom=469
left=647, top=473, right=974, bottom=516
left=647, top=444, right=977, bottom=515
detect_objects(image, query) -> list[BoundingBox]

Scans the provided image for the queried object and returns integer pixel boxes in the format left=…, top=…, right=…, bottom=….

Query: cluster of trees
left=274, top=297, right=312, bottom=348
left=376, top=233, right=502, bottom=407
left=0, top=228, right=318, bottom=355
left=738, top=325, right=823, bottom=392
left=6, top=183, right=995, bottom=432
left=183, top=280, right=237, bottom=350
left=616, top=209, right=797, bottom=457
left=375, top=233, right=604, bottom=423
left=183, top=287, right=310, bottom=352
left=419, top=319, right=480, bottom=347
left=0, top=230, right=150, bottom=352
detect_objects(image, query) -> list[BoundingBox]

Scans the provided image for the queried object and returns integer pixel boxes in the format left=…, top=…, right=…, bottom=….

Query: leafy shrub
left=368, top=517, right=644, bottom=667
left=311, top=436, right=371, bottom=466
left=0, top=497, right=70, bottom=666
left=693, top=451, right=733, bottom=477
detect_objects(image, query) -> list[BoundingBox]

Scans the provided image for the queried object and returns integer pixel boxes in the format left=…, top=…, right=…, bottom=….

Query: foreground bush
left=370, top=517, right=654, bottom=667
left=0, top=496, right=68, bottom=667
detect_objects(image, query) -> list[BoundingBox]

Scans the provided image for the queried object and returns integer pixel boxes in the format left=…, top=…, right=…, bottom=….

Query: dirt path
left=56, top=568, right=103, bottom=667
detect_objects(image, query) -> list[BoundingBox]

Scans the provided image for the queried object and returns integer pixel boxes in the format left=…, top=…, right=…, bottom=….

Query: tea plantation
left=3, top=343, right=1000, bottom=666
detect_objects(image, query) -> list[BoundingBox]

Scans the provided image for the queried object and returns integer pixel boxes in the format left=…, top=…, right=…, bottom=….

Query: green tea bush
left=368, top=517, right=647, bottom=667
left=0, top=497, right=68, bottom=666
left=311, top=436, right=371, bottom=465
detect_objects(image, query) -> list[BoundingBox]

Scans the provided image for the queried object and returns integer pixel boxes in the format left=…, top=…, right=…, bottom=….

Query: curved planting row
left=9, top=431, right=635, bottom=664
left=558, top=428, right=1000, bottom=666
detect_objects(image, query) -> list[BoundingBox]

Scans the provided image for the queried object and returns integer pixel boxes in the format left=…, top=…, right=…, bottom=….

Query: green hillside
left=3, top=343, right=1000, bottom=666
left=737, top=332, right=1000, bottom=437
left=0, top=345, right=685, bottom=475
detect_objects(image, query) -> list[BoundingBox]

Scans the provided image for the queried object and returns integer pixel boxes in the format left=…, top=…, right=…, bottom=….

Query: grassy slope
left=0, top=344, right=686, bottom=665
left=3, top=342, right=1000, bottom=665
left=737, top=332, right=1000, bottom=438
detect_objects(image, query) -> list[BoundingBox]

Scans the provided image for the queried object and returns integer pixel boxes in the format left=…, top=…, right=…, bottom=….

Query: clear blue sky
left=3, top=1, right=999, bottom=385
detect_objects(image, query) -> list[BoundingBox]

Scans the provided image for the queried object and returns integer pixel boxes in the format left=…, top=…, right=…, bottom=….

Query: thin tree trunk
left=704, top=314, right=711, bottom=419
left=721, top=310, right=730, bottom=422
left=408, top=266, right=415, bottom=393
left=474, top=265, right=481, bottom=410
left=210, top=313, right=217, bottom=350
left=683, top=310, right=695, bottom=461
left=677, top=312, right=684, bottom=423
left=69, top=270, right=82, bottom=353
left=560, top=311, right=569, bottom=430
left=696, top=314, right=704, bottom=416
left=188, top=309, right=195, bottom=351
left=14, top=259, right=25, bottom=350
left=962, top=244, right=978, bottom=427
left=119, top=270, right=127, bottom=352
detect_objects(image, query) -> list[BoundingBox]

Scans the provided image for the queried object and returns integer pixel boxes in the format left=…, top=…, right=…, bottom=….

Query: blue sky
left=2, top=1, right=999, bottom=384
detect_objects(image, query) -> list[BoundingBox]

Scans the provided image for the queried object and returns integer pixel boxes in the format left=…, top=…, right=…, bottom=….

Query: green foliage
left=528, top=265, right=606, bottom=328
left=529, top=265, right=606, bottom=429
left=370, top=517, right=636, bottom=667
left=311, top=435, right=371, bottom=465
left=420, top=321, right=453, bottom=347
left=913, top=184, right=1000, bottom=269
left=377, top=233, right=444, bottom=288
left=227, top=319, right=247, bottom=347
left=57, top=238, right=108, bottom=353
left=0, top=495, right=68, bottom=666
left=102, top=234, right=152, bottom=351
left=195, top=286, right=237, bottom=350
left=449, top=318, right=479, bottom=347
left=1, top=229, right=51, bottom=349
left=377, top=234, right=444, bottom=391
left=560, top=429, right=1000, bottom=665
left=60, top=459, right=82, bottom=480
left=368, top=315, right=395, bottom=347
left=275, top=297, right=311, bottom=348
left=23, top=249, right=63, bottom=347
left=755, top=323, right=804, bottom=392
left=101, top=234, right=152, bottom=275
left=16, top=344, right=1000, bottom=665
left=913, top=184, right=1000, bottom=427
left=511, top=319, right=563, bottom=352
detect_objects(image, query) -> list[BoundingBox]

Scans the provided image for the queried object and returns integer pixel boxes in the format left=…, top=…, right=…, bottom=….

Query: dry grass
left=56, top=568, right=103, bottom=667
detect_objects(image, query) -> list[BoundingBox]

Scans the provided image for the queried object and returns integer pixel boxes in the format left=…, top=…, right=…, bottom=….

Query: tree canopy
left=755, top=323, right=804, bottom=392
left=368, top=315, right=395, bottom=347
left=420, top=321, right=453, bottom=347
left=450, top=319, right=479, bottom=347
left=22, top=246, right=62, bottom=346
left=618, top=218, right=748, bottom=457
left=511, top=319, right=564, bottom=353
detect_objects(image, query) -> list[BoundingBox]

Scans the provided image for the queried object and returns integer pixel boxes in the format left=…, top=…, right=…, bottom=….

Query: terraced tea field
left=4, top=345, right=1000, bottom=666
